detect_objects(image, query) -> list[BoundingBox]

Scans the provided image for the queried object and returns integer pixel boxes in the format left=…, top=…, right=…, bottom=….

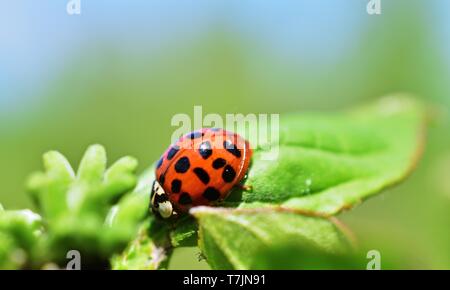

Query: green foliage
left=0, top=96, right=426, bottom=269
left=231, top=95, right=425, bottom=215
left=193, top=207, right=352, bottom=269
left=0, top=206, right=42, bottom=269
left=111, top=217, right=172, bottom=270
left=112, top=95, right=426, bottom=270
left=16, top=144, right=140, bottom=268
left=248, top=242, right=365, bottom=270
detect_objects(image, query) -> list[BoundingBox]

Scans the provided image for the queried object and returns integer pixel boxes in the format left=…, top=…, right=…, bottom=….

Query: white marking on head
left=153, top=180, right=165, bottom=196
left=151, top=180, right=173, bottom=219
left=158, top=201, right=173, bottom=219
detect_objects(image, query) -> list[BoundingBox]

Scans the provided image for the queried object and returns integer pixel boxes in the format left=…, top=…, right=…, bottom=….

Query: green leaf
left=27, top=151, right=74, bottom=219
left=109, top=166, right=198, bottom=268
left=110, top=217, right=172, bottom=270
left=248, top=242, right=364, bottom=270
left=114, top=95, right=427, bottom=270
left=170, top=216, right=198, bottom=248
left=192, top=207, right=352, bottom=270
left=229, top=95, right=426, bottom=215
left=105, top=165, right=154, bottom=228
left=26, top=144, right=139, bottom=265
left=77, top=144, right=107, bottom=183
left=0, top=208, right=43, bottom=269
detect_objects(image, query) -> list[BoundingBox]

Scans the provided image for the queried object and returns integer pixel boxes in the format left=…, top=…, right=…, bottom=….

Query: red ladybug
left=150, top=128, right=252, bottom=218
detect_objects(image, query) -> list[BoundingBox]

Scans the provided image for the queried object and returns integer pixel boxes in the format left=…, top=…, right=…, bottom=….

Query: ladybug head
left=150, top=180, right=174, bottom=219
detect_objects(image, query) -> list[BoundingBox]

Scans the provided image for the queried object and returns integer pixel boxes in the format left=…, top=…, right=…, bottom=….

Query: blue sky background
left=0, top=1, right=449, bottom=113
left=0, top=1, right=374, bottom=111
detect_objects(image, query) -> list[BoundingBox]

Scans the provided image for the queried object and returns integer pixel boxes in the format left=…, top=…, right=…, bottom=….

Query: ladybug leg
left=236, top=184, right=252, bottom=192
left=196, top=251, right=207, bottom=262
left=235, top=169, right=252, bottom=191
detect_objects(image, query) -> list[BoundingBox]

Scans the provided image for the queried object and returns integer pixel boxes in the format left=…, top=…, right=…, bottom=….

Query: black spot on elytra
left=203, top=187, right=221, bottom=201
left=224, top=140, right=241, bottom=158
left=159, top=173, right=165, bottom=185
left=199, top=141, right=212, bottom=159
left=179, top=192, right=192, bottom=205
left=174, top=156, right=190, bottom=173
left=156, top=157, right=163, bottom=169
left=171, top=179, right=182, bottom=193
left=193, top=167, right=210, bottom=184
left=188, top=131, right=203, bottom=139
left=222, top=165, right=236, bottom=183
left=212, top=158, right=226, bottom=169
left=167, top=145, right=180, bottom=160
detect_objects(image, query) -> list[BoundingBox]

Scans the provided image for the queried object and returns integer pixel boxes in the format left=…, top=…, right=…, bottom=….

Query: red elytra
left=150, top=128, right=252, bottom=218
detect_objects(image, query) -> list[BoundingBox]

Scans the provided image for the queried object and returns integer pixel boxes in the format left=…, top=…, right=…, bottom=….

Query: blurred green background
left=0, top=0, right=449, bottom=269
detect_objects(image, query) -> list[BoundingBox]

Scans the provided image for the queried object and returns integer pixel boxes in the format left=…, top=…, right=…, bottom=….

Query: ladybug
left=150, top=128, right=252, bottom=218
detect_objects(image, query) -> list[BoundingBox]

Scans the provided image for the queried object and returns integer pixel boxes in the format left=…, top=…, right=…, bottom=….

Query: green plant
left=1, top=145, right=141, bottom=268
left=0, top=95, right=426, bottom=269
left=0, top=205, right=42, bottom=269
